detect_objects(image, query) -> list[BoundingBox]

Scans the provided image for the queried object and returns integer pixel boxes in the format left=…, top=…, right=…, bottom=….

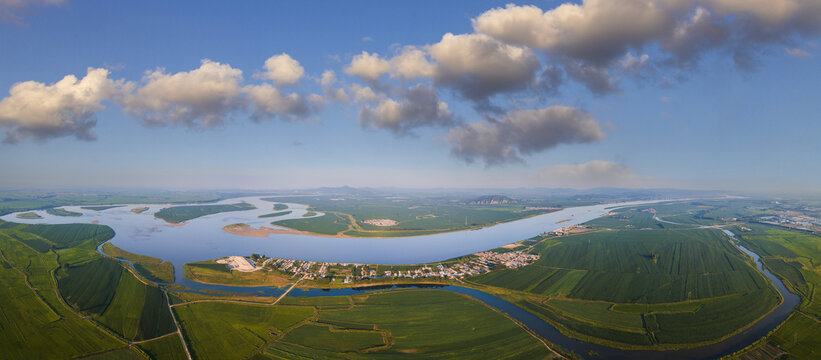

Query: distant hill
left=469, top=195, right=518, bottom=205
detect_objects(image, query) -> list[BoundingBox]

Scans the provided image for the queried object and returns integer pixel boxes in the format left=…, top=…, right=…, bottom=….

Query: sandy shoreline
left=222, top=224, right=351, bottom=238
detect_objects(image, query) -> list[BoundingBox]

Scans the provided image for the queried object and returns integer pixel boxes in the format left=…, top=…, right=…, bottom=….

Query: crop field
left=258, top=210, right=292, bottom=218
left=173, top=302, right=314, bottom=360
left=585, top=209, right=666, bottom=229
left=472, top=229, right=771, bottom=303
left=267, top=289, right=554, bottom=359
left=278, top=324, right=385, bottom=352
left=57, top=257, right=177, bottom=340
left=154, top=202, right=256, bottom=223
left=728, top=224, right=821, bottom=359
left=102, top=242, right=175, bottom=283
left=45, top=207, right=82, bottom=216
left=138, top=334, right=189, bottom=360
left=0, top=227, right=126, bottom=358
left=4, top=221, right=116, bottom=249
left=468, top=227, right=783, bottom=348
left=273, top=212, right=352, bottom=235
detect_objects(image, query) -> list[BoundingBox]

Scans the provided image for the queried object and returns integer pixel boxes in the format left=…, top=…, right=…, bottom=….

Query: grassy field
left=0, top=226, right=126, bottom=358
left=174, top=302, right=314, bottom=360
left=155, top=202, right=256, bottom=223
left=258, top=210, right=292, bottom=218
left=728, top=224, right=821, bottom=359
left=472, top=229, right=771, bottom=303
left=264, top=195, right=555, bottom=237
left=273, top=213, right=352, bottom=235
left=138, top=334, right=189, bottom=360
left=101, top=242, right=175, bottom=283
left=57, top=256, right=177, bottom=341
left=267, top=289, right=555, bottom=359
left=45, top=207, right=83, bottom=216
left=467, top=227, right=781, bottom=348
left=184, top=259, right=294, bottom=287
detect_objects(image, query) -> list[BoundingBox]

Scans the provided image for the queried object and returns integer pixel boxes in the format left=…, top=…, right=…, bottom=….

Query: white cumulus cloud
left=0, top=67, right=119, bottom=142
left=263, top=53, right=305, bottom=85
left=119, top=60, right=244, bottom=128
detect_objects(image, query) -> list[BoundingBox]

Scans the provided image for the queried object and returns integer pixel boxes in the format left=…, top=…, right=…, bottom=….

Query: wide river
left=1, top=196, right=666, bottom=282
left=1, top=196, right=799, bottom=359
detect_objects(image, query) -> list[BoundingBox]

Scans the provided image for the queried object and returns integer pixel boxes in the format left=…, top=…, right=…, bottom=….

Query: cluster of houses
left=756, top=214, right=821, bottom=232
left=245, top=249, right=540, bottom=284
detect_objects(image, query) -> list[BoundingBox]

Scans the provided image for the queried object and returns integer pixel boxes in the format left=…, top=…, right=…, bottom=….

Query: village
left=222, top=248, right=540, bottom=284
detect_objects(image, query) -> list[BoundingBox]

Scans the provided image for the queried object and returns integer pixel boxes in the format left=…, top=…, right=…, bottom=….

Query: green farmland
left=727, top=224, right=821, bottom=359
left=0, top=221, right=144, bottom=358
left=154, top=202, right=256, bottom=223
left=273, top=212, right=352, bottom=235
left=267, top=289, right=555, bottom=359
left=469, top=228, right=781, bottom=348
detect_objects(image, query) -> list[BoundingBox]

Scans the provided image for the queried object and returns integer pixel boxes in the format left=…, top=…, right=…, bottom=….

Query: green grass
left=17, top=222, right=115, bottom=249
left=57, top=257, right=176, bottom=341
left=263, top=195, right=554, bottom=237
left=277, top=295, right=352, bottom=309
left=278, top=324, right=385, bottom=352
left=16, top=211, right=42, bottom=219
left=273, top=213, right=351, bottom=235
left=95, top=269, right=176, bottom=340
left=472, top=229, right=771, bottom=303
left=585, top=210, right=664, bottom=229
left=154, top=202, right=256, bottom=223
left=0, top=229, right=124, bottom=358
left=102, top=242, right=175, bottom=283
left=258, top=210, right=292, bottom=218
left=46, top=207, right=83, bottom=216
left=284, top=289, right=553, bottom=359
left=174, top=302, right=314, bottom=360
left=138, top=335, right=189, bottom=360
left=728, top=224, right=821, bottom=359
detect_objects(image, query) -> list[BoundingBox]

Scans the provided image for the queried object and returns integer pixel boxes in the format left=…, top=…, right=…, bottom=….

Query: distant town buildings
left=244, top=249, right=540, bottom=283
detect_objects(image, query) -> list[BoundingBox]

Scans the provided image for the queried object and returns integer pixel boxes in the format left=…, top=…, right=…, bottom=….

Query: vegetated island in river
left=16, top=212, right=42, bottom=219
left=154, top=202, right=256, bottom=224
left=130, top=206, right=149, bottom=214
left=46, top=208, right=83, bottom=217
left=222, top=222, right=348, bottom=238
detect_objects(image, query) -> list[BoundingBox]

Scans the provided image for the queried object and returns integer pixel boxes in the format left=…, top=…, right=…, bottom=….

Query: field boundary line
left=165, top=289, right=193, bottom=360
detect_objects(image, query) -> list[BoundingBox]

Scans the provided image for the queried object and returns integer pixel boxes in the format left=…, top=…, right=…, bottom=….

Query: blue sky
left=1, top=0, right=819, bottom=193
